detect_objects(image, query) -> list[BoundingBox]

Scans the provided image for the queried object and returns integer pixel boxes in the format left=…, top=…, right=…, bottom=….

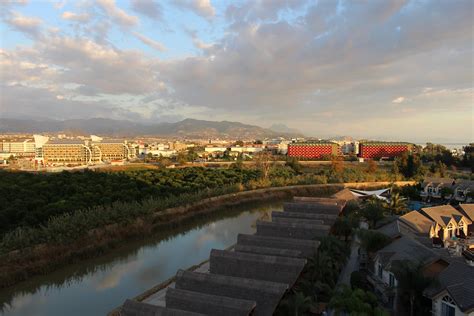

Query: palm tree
left=329, top=285, right=389, bottom=316
left=388, top=192, right=407, bottom=215
left=278, top=291, right=312, bottom=316
left=332, top=217, right=353, bottom=241
left=392, top=260, right=436, bottom=316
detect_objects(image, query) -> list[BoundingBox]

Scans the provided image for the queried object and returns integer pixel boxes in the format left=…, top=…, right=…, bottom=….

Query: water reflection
left=0, top=202, right=281, bottom=316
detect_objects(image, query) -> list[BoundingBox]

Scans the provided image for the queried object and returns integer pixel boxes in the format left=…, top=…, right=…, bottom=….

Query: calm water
left=0, top=202, right=282, bottom=316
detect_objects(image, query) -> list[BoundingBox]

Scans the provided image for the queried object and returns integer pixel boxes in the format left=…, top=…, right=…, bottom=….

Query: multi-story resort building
left=41, top=138, right=134, bottom=166
left=91, top=140, right=133, bottom=163
left=358, top=141, right=413, bottom=159
left=287, top=141, right=340, bottom=159
left=42, top=140, right=92, bottom=165
left=0, top=138, right=36, bottom=156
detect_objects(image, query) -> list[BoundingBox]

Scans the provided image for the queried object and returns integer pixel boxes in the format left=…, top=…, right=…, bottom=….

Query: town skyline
left=1, top=0, right=473, bottom=143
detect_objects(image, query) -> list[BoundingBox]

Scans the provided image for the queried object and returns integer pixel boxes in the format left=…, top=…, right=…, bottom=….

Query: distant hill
left=0, top=118, right=302, bottom=139
left=269, top=123, right=302, bottom=135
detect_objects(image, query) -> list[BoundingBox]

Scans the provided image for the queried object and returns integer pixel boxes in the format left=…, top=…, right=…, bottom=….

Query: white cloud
left=4, top=11, right=43, bottom=38
left=133, top=32, right=166, bottom=52
left=392, top=96, right=405, bottom=103
left=61, top=11, right=91, bottom=23
left=174, top=0, right=216, bottom=20
left=96, top=0, right=138, bottom=27
left=130, top=0, right=162, bottom=20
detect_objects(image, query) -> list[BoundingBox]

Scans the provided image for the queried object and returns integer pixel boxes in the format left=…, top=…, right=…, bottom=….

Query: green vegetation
left=0, top=168, right=260, bottom=236
left=358, top=229, right=391, bottom=254
left=329, top=285, right=388, bottom=316
left=360, top=198, right=387, bottom=229
left=391, top=261, right=436, bottom=316
left=276, top=236, right=351, bottom=315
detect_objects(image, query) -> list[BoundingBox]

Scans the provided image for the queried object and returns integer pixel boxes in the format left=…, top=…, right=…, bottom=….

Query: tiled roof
left=332, top=188, right=358, bottom=201
left=455, top=180, right=474, bottom=191
left=421, top=177, right=455, bottom=187
left=458, top=204, right=474, bottom=221
left=376, top=236, right=440, bottom=270
left=376, top=221, right=401, bottom=239
left=399, top=211, right=434, bottom=233
left=424, top=262, right=474, bottom=312
left=421, top=205, right=470, bottom=228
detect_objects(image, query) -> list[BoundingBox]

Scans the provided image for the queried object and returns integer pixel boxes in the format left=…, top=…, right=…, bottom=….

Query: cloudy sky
left=0, top=0, right=472, bottom=142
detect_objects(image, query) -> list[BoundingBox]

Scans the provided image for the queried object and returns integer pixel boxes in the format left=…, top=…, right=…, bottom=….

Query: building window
left=446, top=223, right=455, bottom=239
left=389, top=273, right=395, bottom=287
left=441, top=295, right=456, bottom=316
left=377, top=263, right=383, bottom=279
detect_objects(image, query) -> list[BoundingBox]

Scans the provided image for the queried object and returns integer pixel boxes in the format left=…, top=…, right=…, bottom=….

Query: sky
left=0, top=0, right=473, bottom=143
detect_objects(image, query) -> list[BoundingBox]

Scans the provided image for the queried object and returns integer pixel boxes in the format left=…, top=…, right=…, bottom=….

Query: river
left=0, top=202, right=282, bottom=316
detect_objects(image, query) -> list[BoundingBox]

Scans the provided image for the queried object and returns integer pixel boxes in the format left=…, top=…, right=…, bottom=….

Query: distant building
left=1, top=139, right=35, bottom=156
left=42, top=140, right=91, bottom=165
left=358, top=142, right=412, bottom=159
left=204, top=146, right=228, bottom=153
left=169, top=142, right=188, bottom=152
left=287, top=141, right=339, bottom=159
left=421, top=178, right=474, bottom=202
left=91, top=140, right=132, bottom=162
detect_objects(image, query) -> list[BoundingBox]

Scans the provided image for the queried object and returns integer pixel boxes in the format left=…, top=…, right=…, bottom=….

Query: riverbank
left=0, top=181, right=413, bottom=289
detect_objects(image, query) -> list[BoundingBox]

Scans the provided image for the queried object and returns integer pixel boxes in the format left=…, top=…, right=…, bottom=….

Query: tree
left=462, top=144, right=474, bottom=172
left=430, top=161, right=447, bottom=177
left=329, top=285, right=389, bottom=316
left=392, top=261, right=436, bottom=316
left=278, top=291, right=312, bottom=316
left=333, top=217, right=353, bottom=241
left=331, top=155, right=344, bottom=174
left=350, top=271, right=365, bottom=290
left=358, top=230, right=391, bottom=254
left=176, top=152, right=188, bottom=165
left=254, top=152, right=273, bottom=179
left=286, top=156, right=302, bottom=174
left=440, top=186, right=454, bottom=199
left=367, top=160, right=378, bottom=173
left=186, top=148, right=198, bottom=162
left=395, top=152, right=424, bottom=178
left=360, top=198, right=386, bottom=228
left=388, top=192, right=407, bottom=215
left=234, top=140, right=244, bottom=146
left=391, top=161, right=400, bottom=180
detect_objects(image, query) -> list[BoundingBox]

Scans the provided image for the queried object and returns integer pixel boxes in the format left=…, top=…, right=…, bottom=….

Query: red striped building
left=287, top=142, right=340, bottom=159
left=359, top=142, right=412, bottom=159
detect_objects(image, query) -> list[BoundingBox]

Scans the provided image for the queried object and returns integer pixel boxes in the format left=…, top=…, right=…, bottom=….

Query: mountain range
left=0, top=118, right=303, bottom=139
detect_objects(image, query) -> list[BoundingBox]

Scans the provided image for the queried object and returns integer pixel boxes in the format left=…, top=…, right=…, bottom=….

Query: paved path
left=337, top=238, right=360, bottom=286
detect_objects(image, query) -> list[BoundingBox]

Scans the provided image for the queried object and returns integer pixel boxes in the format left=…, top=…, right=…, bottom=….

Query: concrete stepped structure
left=121, top=299, right=206, bottom=316
left=283, top=201, right=343, bottom=215
left=209, top=249, right=306, bottom=286
left=236, top=233, right=320, bottom=258
left=271, top=210, right=337, bottom=224
left=234, top=244, right=303, bottom=258
left=271, top=216, right=325, bottom=225
left=117, top=190, right=355, bottom=316
left=256, top=220, right=330, bottom=239
left=166, top=288, right=256, bottom=316
left=174, top=270, right=288, bottom=316
left=293, top=196, right=347, bottom=206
